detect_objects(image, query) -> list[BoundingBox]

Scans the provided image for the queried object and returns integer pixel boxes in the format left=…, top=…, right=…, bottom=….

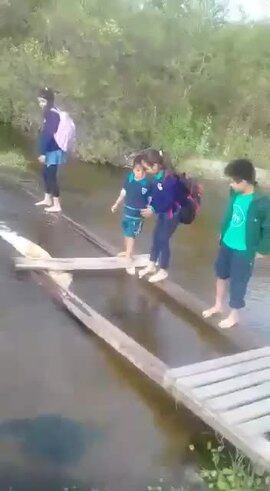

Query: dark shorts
left=121, top=217, right=143, bottom=238
left=215, top=244, right=254, bottom=309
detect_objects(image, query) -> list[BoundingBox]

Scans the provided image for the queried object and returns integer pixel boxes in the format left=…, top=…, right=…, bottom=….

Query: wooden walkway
left=165, top=347, right=270, bottom=470
left=14, top=175, right=266, bottom=351
left=15, top=254, right=149, bottom=271
left=1, top=222, right=270, bottom=470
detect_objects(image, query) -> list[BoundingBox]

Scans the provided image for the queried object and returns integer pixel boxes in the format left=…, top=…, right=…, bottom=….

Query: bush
left=0, top=150, right=28, bottom=169
left=196, top=440, right=270, bottom=490
left=0, top=1, right=270, bottom=167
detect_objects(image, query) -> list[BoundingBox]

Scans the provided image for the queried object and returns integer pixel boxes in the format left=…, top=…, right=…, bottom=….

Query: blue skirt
left=45, top=150, right=67, bottom=167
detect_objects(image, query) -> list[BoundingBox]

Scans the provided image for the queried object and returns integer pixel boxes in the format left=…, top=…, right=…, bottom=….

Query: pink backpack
left=52, top=107, right=76, bottom=153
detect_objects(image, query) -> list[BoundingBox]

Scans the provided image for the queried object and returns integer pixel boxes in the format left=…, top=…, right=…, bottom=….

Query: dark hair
left=39, top=87, right=55, bottom=104
left=224, top=159, right=256, bottom=184
left=133, top=154, right=144, bottom=167
left=141, top=148, right=164, bottom=167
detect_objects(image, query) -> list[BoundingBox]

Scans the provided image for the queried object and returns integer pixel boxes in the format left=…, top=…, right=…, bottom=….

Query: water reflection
left=0, top=414, right=101, bottom=466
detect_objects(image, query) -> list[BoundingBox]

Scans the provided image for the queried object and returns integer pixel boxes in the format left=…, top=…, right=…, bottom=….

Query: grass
left=189, top=439, right=270, bottom=490
left=0, top=149, right=28, bottom=169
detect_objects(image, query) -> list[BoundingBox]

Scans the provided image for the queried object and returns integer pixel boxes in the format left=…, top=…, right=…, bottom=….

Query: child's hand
left=141, top=207, right=153, bottom=218
left=111, top=204, right=118, bottom=213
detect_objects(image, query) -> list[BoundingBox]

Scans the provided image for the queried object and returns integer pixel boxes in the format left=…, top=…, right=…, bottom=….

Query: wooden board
left=168, top=347, right=270, bottom=379
left=0, top=226, right=166, bottom=386
left=2, top=217, right=270, bottom=472
left=165, top=347, right=270, bottom=471
left=17, top=181, right=265, bottom=352
left=37, top=271, right=167, bottom=385
left=15, top=254, right=150, bottom=271
left=60, top=213, right=265, bottom=352
left=5, top=173, right=267, bottom=352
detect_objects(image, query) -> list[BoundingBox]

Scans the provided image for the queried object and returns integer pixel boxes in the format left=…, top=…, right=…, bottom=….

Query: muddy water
left=0, top=128, right=269, bottom=490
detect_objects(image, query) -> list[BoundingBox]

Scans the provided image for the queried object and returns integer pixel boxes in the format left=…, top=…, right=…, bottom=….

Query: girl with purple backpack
left=139, top=149, right=189, bottom=282
left=139, top=149, right=203, bottom=283
left=36, top=87, right=75, bottom=213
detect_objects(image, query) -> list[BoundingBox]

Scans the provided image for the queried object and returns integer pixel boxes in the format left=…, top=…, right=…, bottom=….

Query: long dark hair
left=141, top=148, right=165, bottom=168
left=142, top=149, right=176, bottom=176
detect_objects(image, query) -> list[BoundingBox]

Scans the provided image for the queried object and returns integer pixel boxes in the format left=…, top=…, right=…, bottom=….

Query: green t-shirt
left=223, top=193, right=254, bottom=251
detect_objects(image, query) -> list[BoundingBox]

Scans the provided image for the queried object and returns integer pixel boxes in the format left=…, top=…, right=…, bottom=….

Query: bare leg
left=125, top=237, right=135, bottom=260
left=219, top=309, right=240, bottom=329
left=202, top=278, right=227, bottom=318
left=125, top=237, right=136, bottom=275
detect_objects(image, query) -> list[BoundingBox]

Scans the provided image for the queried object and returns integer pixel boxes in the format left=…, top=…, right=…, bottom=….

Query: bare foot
left=45, top=205, right=62, bottom=213
left=202, top=305, right=223, bottom=319
left=148, top=269, right=168, bottom=283
left=35, top=198, right=52, bottom=207
left=219, top=311, right=239, bottom=329
left=138, top=261, right=156, bottom=279
left=117, top=251, right=126, bottom=257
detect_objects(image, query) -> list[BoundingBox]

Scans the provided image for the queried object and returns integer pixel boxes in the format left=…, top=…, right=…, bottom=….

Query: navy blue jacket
left=151, top=171, right=189, bottom=214
left=39, top=106, right=60, bottom=154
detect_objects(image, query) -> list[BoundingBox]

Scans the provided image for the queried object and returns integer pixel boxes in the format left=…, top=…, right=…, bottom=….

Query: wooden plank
left=248, top=438, right=270, bottom=460
left=207, top=382, right=270, bottom=411
left=222, top=398, right=270, bottom=425
left=15, top=254, right=149, bottom=271
left=193, top=369, right=270, bottom=400
left=2, top=178, right=270, bottom=470
left=167, top=379, right=270, bottom=470
left=42, top=275, right=167, bottom=385
left=177, top=357, right=270, bottom=388
left=0, top=227, right=166, bottom=386
left=13, top=178, right=267, bottom=352
left=239, top=415, right=270, bottom=436
left=166, top=347, right=270, bottom=380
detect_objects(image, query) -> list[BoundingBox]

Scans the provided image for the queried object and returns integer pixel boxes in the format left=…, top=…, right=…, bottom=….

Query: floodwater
left=0, top=128, right=269, bottom=490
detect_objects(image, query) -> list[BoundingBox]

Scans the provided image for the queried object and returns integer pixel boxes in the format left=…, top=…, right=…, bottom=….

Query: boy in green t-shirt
left=203, top=159, right=270, bottom=329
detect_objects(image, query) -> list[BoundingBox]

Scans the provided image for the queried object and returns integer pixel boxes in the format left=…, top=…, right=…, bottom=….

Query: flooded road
left=0, top=139, right=269, bottom=489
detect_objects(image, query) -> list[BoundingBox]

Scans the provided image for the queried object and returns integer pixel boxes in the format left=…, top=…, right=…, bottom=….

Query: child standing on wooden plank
left=111, top=155, right=152, bottom=275
left=139, top=149, right=190, bottom=283
left=203, top=159, right=270, bottom=329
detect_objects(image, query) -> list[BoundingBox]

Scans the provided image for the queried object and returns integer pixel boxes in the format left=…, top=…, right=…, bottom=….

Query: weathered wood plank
left=19, top=181, right=264, bottom=352
left=222, top=397, right=270, bottom=425
left=168, top=379, right=270, bottom=470
left=193, top=369, right=270, bottom=400
left=177, top=357, right=270, bottom=388
left=166, top=347, right=270, bottom=381
left=9, top=177, right=265, bottom=352
left=15, top=254, right=149, bottom=271
left=207, top=382, right=270, bottom=411
left=239, top=415, right=270, bottom=436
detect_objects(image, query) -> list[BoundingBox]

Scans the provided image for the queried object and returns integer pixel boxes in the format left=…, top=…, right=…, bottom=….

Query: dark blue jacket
left=151, top=171, right=189, bottom=214
left=39, top=106, right=60, bottom=155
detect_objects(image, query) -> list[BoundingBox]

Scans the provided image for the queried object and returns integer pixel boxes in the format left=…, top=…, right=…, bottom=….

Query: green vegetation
left=1, top=0, right=270, bottom=167
left=193, top=440, right=270, bottom=490
left=0, top=150, right=28, bottom=169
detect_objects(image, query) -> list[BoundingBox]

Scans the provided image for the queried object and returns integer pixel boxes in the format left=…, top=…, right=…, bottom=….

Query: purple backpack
left=52, top=107, right=76, bottom=153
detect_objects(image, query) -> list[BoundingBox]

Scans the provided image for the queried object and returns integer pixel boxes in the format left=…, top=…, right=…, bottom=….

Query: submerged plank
left=38, top=272, right=167, bottom=385
left=3, top=220, right=270, bottom=472
left=15, top=254, right=149, bottom=271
